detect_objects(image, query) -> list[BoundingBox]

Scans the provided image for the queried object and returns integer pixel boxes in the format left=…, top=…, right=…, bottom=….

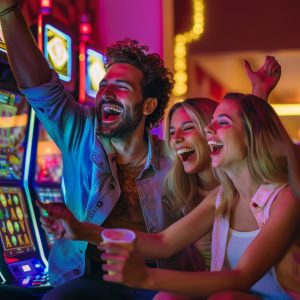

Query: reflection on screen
left=0, top=90, right=28, bottom=180
left=35, top=124, right=62, bottom=184
left=44, top=24, right=72, bottom=82
left=86, top=49, right=106, bottom=98
left=0, top=186, right=35, bottom=258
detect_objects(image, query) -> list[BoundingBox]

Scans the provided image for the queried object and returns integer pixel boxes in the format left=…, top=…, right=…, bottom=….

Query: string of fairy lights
left=173, top=0, right=205, bottom=99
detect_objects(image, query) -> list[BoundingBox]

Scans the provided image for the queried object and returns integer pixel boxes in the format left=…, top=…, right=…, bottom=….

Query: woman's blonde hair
left=216, top=94, right=289, bottom=217
left=163, top=98, right=218, bottom=215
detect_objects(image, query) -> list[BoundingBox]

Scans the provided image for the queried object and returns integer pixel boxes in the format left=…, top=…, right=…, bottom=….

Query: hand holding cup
left=100, top=228, right=136, bottom=275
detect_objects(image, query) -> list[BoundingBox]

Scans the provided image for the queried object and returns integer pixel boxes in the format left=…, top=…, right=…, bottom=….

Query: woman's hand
left=244, top=55, right=281, bottom=100
left=98, top=241, right=150, bottom=289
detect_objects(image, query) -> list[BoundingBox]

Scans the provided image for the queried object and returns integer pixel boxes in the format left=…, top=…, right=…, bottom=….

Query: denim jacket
left=21, top=72, right=171, bottom=286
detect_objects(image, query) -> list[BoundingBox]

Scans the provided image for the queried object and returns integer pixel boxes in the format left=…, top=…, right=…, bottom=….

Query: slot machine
left=29, top=124, right=64, bottom=253
left=24, top=14, right=76, bottom=256
left=0, top=25, right=51, bottom=293
left=0, top=8, right=77, bottom=296
left=0, top=13, right=76, bottom=290
left=0, top=87, right=49, bottom=289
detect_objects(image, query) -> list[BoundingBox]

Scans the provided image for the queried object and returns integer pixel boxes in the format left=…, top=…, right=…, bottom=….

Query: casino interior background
left=0, top=0, right=300, bottom=298
left=3, top=0, right=300, bottom=137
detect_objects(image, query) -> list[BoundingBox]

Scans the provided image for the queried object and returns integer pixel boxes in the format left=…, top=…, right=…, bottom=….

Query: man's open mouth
left=101, top=104, right=123, bottom=122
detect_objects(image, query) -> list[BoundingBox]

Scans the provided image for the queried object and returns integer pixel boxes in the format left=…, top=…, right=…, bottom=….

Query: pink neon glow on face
left=206, top=100, right=246, bottom=170
left=169, top=107, right=211, bottom=174
left=96, top=63, right=145, bottom=137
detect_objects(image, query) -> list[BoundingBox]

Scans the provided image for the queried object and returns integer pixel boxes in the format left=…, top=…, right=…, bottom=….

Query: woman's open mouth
left=208, top=140, right=223, bottom=155
left=177, top=147, right=195, bottom=161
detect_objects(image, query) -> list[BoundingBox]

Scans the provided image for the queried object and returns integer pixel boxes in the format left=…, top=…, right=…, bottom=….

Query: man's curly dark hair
left=104, top=39, right=174, bottom=129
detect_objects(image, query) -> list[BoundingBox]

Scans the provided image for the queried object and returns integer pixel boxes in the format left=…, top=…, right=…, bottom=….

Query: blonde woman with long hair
left=161, top=98, right=219, bottom=271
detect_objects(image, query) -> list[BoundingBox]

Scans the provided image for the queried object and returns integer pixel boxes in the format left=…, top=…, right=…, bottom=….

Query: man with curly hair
left=0, top=2, right=173, bottom=299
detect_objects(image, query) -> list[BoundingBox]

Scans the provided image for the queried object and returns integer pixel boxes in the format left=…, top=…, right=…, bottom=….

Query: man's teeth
left=177, top=147, right=194, bottom=155
left=103, top=104, right=122, bottom=113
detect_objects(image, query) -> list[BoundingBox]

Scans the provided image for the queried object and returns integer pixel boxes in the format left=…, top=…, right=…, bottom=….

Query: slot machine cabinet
left=29, top=124, right=64, bottom=252
left=0, top=87, right=50, bottom=289
left=0, top=10, right=76, bottom=292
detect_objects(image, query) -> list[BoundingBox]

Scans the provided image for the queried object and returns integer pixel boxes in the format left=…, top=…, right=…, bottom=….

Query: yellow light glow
left=271, top=104, right=300, bottom=116
left=0, top=114, right=27, bottom=128
left=37, top=140, right=60, bottom=156
left=173, top=0, right=205, bottom=98
left=174, top=46, right=186, bottom=57
left=174, top=72, right=187, bottom=82
left=175, top=34, right=186, bottom=44
left=79, top=53, right=85, bottom=61
left=174, top=61, right=186, bottom=72
left=47, top=36, right=68, bottom=70
left=174, top=84, right=187, bottom=96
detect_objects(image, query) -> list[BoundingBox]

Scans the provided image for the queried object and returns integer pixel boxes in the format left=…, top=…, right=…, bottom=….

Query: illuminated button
left=22, top=277, right=30, bottom=286
left=22, top=264, right=31, bottom=272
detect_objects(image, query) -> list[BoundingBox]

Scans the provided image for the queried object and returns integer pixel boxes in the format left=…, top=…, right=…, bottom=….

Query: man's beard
left=99, top=101, right=144, bottom=138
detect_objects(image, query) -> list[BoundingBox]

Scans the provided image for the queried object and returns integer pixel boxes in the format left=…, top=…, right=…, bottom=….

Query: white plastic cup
left=101, top=228, right=136, bottom=274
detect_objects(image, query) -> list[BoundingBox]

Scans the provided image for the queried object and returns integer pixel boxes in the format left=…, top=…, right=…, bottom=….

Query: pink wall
left=97, top=0, right=163, bottom=56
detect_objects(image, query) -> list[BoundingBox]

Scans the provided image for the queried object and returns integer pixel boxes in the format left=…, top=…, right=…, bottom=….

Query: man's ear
left=143, top=97, right=157, bottom=115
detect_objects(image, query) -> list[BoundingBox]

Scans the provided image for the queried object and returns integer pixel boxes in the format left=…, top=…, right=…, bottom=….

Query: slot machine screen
left=0, top=90, right=28, bottom=180
left=35, top=125, right=62, bottom=184
left=0, top=186, right=35, bottom=260
left=34, top=125, right=63, bottom=248
left=44, top=24, right=72, bottom=82
left=86, top=48, right=106, bottom=99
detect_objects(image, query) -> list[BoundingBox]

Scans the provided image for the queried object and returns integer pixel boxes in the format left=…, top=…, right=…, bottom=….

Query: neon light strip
left=23, top=109, right=48, bottom=267
left=272, top=104, right=300, bottom=116
left=0, top=271, right=6, bottom=284
left=79, top=41, right=86, bottom=103
left=37, top=14, right=43, bottom=50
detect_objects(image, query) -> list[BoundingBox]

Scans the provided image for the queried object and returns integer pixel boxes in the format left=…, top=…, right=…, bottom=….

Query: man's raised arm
left=0, top=1, right=52, bottom=88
